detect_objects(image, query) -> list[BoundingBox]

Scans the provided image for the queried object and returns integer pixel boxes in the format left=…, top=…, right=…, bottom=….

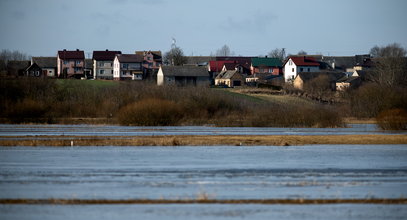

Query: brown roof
left=58, top=50, right=85, bottom=59
left=93, top=50, right=121, bottom=60
left=160, top=66, right=209, bottom=77
left=31, top=57, right=57, bottom=68
left=116, top=54, right=144, bottom=63
left=223, top=63, right=237, bottom=70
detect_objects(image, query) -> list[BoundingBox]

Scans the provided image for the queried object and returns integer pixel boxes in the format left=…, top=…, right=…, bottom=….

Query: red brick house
left=57, top=49, right=85, bottom=78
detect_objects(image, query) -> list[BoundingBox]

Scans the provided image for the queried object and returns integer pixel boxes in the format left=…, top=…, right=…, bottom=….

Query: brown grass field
left=1, top=134, right=406, bottom=146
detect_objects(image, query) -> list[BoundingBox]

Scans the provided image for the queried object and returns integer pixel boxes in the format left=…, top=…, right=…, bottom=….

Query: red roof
left=209, top=60, right=234, bottom=72
left=93, top=50, right=121, bottom=60
left=58, top=50, right=85, bottom=59
left=289, top=56, right=320, bottom=66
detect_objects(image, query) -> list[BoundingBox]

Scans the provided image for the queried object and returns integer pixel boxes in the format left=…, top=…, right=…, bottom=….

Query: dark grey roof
left=321, top=56, right=356, bottom=70
left=216, top=70, right=239, bottom=79
left=337, top=76, right=360, bottom=83
left=297, top=71, right=345, bottom=82
left=185, top=56, right=215, bottom=65
left=161, top=66, right=209, bottom=77
left=7, top=60, right=31, bottom=70
left=32, top=57, right=57, bottom=68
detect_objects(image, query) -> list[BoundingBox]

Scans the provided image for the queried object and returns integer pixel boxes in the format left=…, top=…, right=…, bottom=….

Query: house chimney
left=76, top=49, right=79, bottom=51
left=265, top=55, right=268, bottom=58
left=106, top=49, right=109, bottom=51
left=63, top=49, right=66, bottom=51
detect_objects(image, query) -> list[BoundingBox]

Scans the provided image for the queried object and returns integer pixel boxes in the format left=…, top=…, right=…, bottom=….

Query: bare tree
left=368, top=43, right=407, bottom=87
left=163, top=47, right=188, bottom=66
left=268, top=48, right=286, bottom=61
left=304, top=74, right=332, bottom=98
left=0, top=49, right=30, bottom=63
left=215, top=45, right=234, bottom=56
left=297, top=50, right=307, bottom=55
left=370, top=43, right=406, bottom=58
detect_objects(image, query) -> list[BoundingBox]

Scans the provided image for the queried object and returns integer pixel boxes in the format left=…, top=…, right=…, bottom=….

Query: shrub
left=117, top=98, right=183, bottom=126
left=376, top=108, right=407, bottom=130
left=7, top=99, right=49, bottom=123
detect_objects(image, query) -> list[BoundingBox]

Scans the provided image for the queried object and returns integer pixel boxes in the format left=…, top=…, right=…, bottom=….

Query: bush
left=7, top=99, right=49, bottom=123
left=376, top=108, right=407, bottom=130
left=118, top=98, right=183, bottom=126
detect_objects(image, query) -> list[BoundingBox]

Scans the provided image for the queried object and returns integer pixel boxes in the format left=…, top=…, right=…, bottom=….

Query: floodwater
left=1, top=145, right=407, bottom=219
left=0, top=123, right=406, bottom=138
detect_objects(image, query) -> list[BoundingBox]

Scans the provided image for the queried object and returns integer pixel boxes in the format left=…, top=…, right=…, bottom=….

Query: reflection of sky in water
left=0, top=145, right=406, bottom=200
left=0, top=124, right=405, bottom=137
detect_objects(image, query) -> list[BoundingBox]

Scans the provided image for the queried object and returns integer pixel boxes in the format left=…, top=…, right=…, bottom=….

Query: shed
left=157, top=66, right=210, bottom=86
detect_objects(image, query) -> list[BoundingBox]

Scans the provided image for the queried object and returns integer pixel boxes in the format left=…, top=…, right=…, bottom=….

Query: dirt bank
left=1, top=134, right=406, bottom=146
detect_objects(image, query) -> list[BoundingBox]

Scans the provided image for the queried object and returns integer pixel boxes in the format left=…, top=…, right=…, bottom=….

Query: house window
left=122, top=63, right=128, bottom=69
left=100, top=70, right=104, bottom=74
left=300, top=68, right=303, bottom=72
left=76, top=60, right=81, bottom=65
left=292, top=68, right=294, bottom=72
left=63, top=60, right=68, bottom=65
left=289, top=60, right=292, bottom=65
left=122, top=71, right=126, bottom=75
left=99, top=62, right=103, bottom=67
left=307, top=68, right=310, bottom=72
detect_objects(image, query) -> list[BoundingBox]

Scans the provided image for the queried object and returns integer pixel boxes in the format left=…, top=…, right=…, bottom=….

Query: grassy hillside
left=0, top=78, right=343, bottom=127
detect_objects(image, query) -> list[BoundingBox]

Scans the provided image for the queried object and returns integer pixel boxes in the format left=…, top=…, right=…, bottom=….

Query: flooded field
left=1, top=145, right=407, bottom=219
left=0, top=123, right=405, bottom=137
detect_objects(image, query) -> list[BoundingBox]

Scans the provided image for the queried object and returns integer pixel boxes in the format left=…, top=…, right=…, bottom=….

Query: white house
left=113, top=54, right=144, bottom=80
left=283, top=56, right=320, bottom=82
left=92, top=50, right=121, bottom=80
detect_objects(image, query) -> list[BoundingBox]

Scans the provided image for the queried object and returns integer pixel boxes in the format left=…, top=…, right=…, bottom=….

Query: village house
left=250, top=57, right=282, bottom=75
left=320, top=54, right=373, bottom=72
left=25, top=57, right=57, bottom=77
left=336, top=75, right=361, bottom=91
left=135, top=51, right=162, bottom=70
left=214, top=70, right=245, bottom=87
left=283, top=56, right=320, bottom=82
left=293, top=71, right=345, bottom=91
left=184, top=56, right=215, bottom=66
left=157, top=66, right=210, bottom=86
left=113, top=54, right=144, bottom=80
left=57, top=49, right=85, bottom=78
left=92, top=50, right=121, bottom=80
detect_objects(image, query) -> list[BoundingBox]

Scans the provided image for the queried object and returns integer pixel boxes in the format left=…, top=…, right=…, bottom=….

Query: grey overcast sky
left=0, top=0, right=406, bottom=57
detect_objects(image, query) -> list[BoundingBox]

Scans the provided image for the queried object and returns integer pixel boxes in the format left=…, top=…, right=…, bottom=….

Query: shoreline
left=1, top=134, right=406, bottom=146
